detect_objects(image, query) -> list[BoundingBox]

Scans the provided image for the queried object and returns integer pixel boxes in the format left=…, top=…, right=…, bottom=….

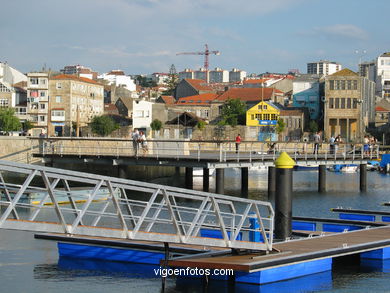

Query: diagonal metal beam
left=211, top=197, right=229, bottom=245
left=63, top=179, right=83, bottom=225
left=0, top=171, right=19, bottom=220
left=0, top=170, right=37, bottom=226
left=185, top=196, right=209, bottom=241
left=29, top=177, right=60, bottom=221
left=162, top=189, right=183, bottom=241
left=105, top=181, right=128, bottom=236
left=40, top=171, right=69, bottom=233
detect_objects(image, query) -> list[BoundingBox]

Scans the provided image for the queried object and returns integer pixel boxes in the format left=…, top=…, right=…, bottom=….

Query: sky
left=1, top=0, right=390, bottom=76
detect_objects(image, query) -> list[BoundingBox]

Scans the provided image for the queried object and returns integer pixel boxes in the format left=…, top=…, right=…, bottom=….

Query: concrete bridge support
left=360, top=164, right=367, bottom=192
left=241, top=167, right=249, bottom=196
left=318, top=165, right=326, bottom=193
left=267, top=166, right=276, bottom=198
left=118, top=165, right=127, bottom=179
left=216, top=168, right=225, bottom=194
left=203, top=168, right=209, bottom=192
left=185, top=167, right=193, bottom=190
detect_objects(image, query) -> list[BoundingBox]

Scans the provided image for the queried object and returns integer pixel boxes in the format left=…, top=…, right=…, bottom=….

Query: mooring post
left=268, top=166, right=276, bottom=198
left=216, top=168, right=225, bottom=194
left=274, top=152, right=295, bottom=241
left=241, top=167, right=249, bottom=196
left=360, top=163, right=367, bottom=192
left=203, top=168, right=209, bottom=192
left=318, top=165, right=326, bottom=193
left=185, top=167, right=193, bottom=189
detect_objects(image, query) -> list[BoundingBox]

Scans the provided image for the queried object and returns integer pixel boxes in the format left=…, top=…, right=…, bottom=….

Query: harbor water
left=1, top=169, right=390, bottom=292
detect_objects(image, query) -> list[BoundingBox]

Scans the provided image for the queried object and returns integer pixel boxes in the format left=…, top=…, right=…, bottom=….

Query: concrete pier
left=267, top=166, right=276, bottom=198
left=360, top=164, right=367, bottom=192
left=185, top=167, right=193, bottom=189
left=241, top=167, right=248, bottom=196
left=216, top=169, right=224, bottom=194
left=318, top=165, right=326, bottom=193
left=203, top=168, right=209, bottom=192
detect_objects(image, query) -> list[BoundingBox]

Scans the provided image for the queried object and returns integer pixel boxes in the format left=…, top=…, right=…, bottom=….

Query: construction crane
left=176, top=44, right=220, bottom=72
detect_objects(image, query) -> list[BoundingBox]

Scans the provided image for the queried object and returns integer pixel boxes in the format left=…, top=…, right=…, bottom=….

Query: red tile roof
left=216, top=88, right=276, bottom=102
left=51, top=74, right=100, bottom=85
left=176, top=93, right=218, bottom=105
left=376, top=106, right=389, bottom=112
left=243, top=78, right=268, bottom=85
left=185, top=79, right=213, bottom=91
left=160, top=96, right=176, bottom=104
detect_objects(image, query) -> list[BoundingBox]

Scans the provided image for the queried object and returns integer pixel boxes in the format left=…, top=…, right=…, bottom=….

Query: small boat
left=294, top=165, right=319, bottom=171
left=328, top=164, right=358, bottom=173
left=367, top=160, right=379, bottom=171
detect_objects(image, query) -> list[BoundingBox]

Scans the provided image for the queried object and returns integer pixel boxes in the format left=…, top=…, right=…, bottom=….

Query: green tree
left=150, top=119, right=163, bottom=131
left=22, top=120, right=34, bottom=131
left=135, top=76, right=157, bottom=88
left=196, top=120, right=206, bottom=130
left=0, top=108, right=21, bottom=132
left=162, top=64, right=179, bottom=96
left=309, top=120, right=318, bottom=133
left=90, top=115, right=119, bottom=136
left=219, top=99, right=246, bottom=127
left=275, top=118, right=286, bottom=135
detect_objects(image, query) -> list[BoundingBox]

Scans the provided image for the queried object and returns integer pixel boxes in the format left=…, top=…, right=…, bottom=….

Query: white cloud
left=314, top=24, right=368, bottom=40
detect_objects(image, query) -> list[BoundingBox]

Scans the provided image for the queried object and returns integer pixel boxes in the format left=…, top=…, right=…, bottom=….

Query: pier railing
left=31, top=137, right=380, bottom=162
left=0, top=160, right=274, bottom=251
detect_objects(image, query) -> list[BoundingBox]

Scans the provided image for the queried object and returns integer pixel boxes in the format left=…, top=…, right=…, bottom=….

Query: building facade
left=178, top=69, right=194, bottom=80
left=307, top=61, right=341, bottom=76
left=27, top=72, right=49, bottom=135
left=209, top=68, right=229, bottom=83
left=229, top=68, right=247, bottom=82
left=376, top=53, right=390, bottom=99
left=98, top=70, right=136, bottom=92
left=324, top=69, right=375, bottom=142
left=292, top=74, right=322, bottom=120
left=48, top=74, right=104, bottom=136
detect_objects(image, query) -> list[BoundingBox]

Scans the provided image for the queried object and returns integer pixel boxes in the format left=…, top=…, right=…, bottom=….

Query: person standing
left=235, top=134, right=241, bottom=154
left=313, top=131, right=321, bottom=155
left=139, top=131, right=148, bottom=156
left=132, top=129, right=140, bottom=156
left=329, top=135, right=335, bottom=154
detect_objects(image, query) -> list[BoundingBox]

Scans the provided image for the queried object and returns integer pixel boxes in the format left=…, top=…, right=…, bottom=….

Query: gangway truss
left=0, top=160, right=274, bottom=251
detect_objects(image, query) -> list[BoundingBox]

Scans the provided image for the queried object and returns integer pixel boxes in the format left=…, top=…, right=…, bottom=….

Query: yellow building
left=246, top=101, right=280, bottom=126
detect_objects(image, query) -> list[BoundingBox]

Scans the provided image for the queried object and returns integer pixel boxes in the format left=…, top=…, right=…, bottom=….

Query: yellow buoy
left=274, top=152, right=296, bottom=169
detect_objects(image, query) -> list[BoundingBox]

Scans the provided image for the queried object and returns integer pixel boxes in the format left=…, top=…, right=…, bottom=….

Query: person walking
left=235, top=134, right=241, bottom=154
left=132, top=129, right=140, bottom=156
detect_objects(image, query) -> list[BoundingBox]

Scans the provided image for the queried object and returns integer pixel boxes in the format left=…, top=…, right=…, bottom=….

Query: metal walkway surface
left=0, top=160, right=274, bottom=251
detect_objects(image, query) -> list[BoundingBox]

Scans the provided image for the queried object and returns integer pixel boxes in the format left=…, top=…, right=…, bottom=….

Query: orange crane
left=176, top=44, right=220, bottom=72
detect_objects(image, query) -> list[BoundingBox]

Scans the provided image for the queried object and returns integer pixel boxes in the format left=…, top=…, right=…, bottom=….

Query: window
left=341, top=98, right=345, bottom=108
left=52, top=110, right=65, bottom=117
left=144, top=110, right=150, bottom=117
left=39, top=115, right=46, bottom=122
left=0, top=83, right=11, bottom=92
left=347, top=98, right=352, bottom=109
left=329, top=80, right=334, bottom=90
left=16, top=107, right=27, bottom=115
left=258, top=105, right=262, bottom=110
left=329, top=98, right=334, bottom=109
left=263, top=105, right=268, bottom=110
left=39, top=78, right=46, bottom=85
left=251, top=114, right=254, bottom=120
left=56, top=82, right=62, bottom=89
left=340, top=80, right=345, bottom=90
left=347, top=80, right=352, bottom=90
left=56, top=96, right=62, bottom=103
left=203, top=109, right=209, bottom=118
left=0, top=99, right=9, bottom=107
left=271, top=114, right=277, bottom=120
left=30, top=78, right=38, bottom=85
left=335, top=80, right=340, bottom=90
left=40, top=103, right=46, bottom=110
left=353, top=80, right=358, bottom=90
left=264, top=113, right=270, bottom=120
left=255, top=114, right=261, bottom=119
left=335, top=98, right=340, bottom=109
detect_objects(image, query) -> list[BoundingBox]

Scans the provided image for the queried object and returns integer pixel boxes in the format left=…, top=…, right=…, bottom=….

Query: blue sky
left=1, top=0, right=389, bottom=75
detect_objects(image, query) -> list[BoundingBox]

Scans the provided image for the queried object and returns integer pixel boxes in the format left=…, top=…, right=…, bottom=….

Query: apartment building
left=307, top=60, right=341, bottom=76
left=324, top=68, right=375, bottom=142
left=209, top=68, right=229, bottom=83
left=376, top=52, right=390, bottom=99
left=48, top=74, right=104, bottom=136
left=178, top=69, right=194, bottom=80
left=26, top=72, right=49, bottom=135
left=229, top=68, right=247, bottom=82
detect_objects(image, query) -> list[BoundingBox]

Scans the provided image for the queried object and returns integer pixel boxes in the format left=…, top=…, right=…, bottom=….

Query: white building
left=26, top=72, right=49, bottom=135
left=60, top=64, right=97, bottom=80
left=0, top=62, right=27, bottom=108
left=209, top=68, right=229, bottom=83
left=179, top=69, right=194, bottom=80
left=149, top=73, right=169, bottom=85
left=229, top=68, right=247, bottom=82
left=359, top=61, right=376, bottom=82
left=98, top=70, right=136, bottom=92
left=376, top=53, right=390, bottom=99
left=307, top=60, right=342, bottom=76
left=132, top=99, right=152, bottom=132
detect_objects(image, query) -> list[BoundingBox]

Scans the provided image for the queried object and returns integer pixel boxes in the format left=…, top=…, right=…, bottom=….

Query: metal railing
left=32, top=137, right=380, bottom=163
left=0, top=160, right=274, bottom=251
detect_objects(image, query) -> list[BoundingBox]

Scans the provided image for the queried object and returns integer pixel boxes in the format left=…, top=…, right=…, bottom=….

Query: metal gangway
left=0, top=160, right=274, bottom=251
